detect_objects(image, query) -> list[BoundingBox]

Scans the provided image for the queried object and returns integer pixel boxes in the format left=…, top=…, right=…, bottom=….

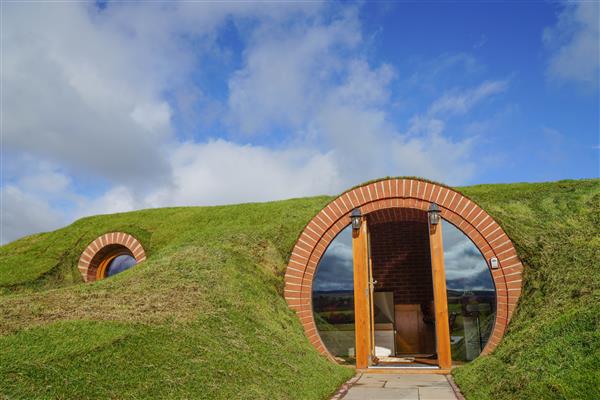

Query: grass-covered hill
left=0, top=178, right=598, bottom=400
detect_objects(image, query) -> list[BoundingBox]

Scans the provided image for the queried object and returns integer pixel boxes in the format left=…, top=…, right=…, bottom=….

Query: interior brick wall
left=370, top=220, right=433, bottom=304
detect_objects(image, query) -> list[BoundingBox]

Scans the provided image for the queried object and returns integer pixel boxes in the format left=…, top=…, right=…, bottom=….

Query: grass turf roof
left=0, top=178, right=598, bottom=399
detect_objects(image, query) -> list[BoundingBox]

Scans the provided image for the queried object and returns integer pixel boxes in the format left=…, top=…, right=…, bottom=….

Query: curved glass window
left=105, top=254, right=137, bottom=277
left=312, top=225, right=355, bottom=363
left=443, top=220, right=496, bottom=362
left=96, top=252, right=138, bottom=280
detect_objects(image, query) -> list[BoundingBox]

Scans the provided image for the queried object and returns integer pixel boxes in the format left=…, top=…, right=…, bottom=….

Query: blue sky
left=2, top=1, right=599, bottom=243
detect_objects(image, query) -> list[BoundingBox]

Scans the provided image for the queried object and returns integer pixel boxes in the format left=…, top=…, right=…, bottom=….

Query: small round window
left=96, top=252, right=138, bottom=279
left=78, top=233, right=146, bottom=282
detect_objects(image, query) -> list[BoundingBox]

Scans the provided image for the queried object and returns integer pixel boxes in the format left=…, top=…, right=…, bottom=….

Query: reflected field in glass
left=312, top=225, right=355, bottom=363
left=443, top=220, right=496, bottom=362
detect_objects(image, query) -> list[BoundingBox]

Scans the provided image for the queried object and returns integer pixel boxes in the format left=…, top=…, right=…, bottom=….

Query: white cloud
left=145, top=140, right=341, bottom=207
left=544, top=1, right=600, bottom=86
left=18, top=168, right=71, bottom=196
left=2, top=138, right=342, bottom=244
left=227, top=8, right=361, bottom=135
left=428, top=80, right=508, bottom=116
left=1, top=186, right=65, bottom=244
left=227, top=13, right=479, bottom=186
left=3, top=3, right=174, bottom=188
left=75, top=186, right=137, bottom=219
left=3, top=2, right=322, bottom=189
left=391, top=131, right=476, bottom=186
left=2, top=2, right=496, bottom=244
left=408, top=53, right=483, bottom=92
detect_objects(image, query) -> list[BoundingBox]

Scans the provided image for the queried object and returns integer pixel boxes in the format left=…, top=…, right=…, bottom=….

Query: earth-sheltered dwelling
left=283, top=178, right=522, bottom=371
left=79, top=177, right=522, bottom=372
left=2, top=177, right=597, bottom=400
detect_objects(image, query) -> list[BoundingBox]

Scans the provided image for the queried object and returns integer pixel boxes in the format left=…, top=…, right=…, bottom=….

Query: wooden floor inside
left=365, top=355, right=449, bottom=374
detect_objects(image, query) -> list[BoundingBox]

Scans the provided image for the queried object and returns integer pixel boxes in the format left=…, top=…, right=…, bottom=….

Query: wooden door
left=367, top=231, right=376, bottom=362
left=352, top=218, right=373, bottom=369
left=429, top=220, right=452, bottom=369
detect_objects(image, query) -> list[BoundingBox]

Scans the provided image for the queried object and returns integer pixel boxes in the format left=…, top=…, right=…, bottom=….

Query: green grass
left=1, top=179, right=598, bottom=399
left=0, top=197, right=354, bottom=399
left=452, top=179, right=600, bottom=400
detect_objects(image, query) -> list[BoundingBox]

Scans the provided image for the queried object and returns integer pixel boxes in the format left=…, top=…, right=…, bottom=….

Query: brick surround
left=284, top=178, right=524, bottom=361
left=77, top=232, right=146, bottom=282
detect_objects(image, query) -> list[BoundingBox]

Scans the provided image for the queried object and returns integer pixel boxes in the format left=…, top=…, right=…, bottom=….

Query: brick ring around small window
left=77, top=232, right=146, bottom=282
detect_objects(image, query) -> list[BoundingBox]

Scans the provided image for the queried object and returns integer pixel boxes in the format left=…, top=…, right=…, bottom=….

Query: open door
left=352, top=218, right=375, bottom=369
left=367, top=230, right=376, bottom=364
left=353, top=209, right=452, bottom=371
left=429, top=219, right=452, bottom=369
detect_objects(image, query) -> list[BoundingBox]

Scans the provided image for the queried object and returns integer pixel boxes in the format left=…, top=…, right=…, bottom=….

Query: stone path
left=338, top=373, right=460, bottom=400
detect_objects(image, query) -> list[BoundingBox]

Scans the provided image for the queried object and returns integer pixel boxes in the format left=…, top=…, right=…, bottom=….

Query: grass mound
left=451, top=179, right=599, bottom=400
left=0, top=197, right=354, bottom=399
left=1, top=178, right=598, bottom=399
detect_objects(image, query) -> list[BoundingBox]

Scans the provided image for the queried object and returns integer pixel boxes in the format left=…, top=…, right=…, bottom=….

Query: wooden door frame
left=352, top=218, right=372, bottom=369
left=429, top=220, right=452, bottom=369
left=352, top=212, right=452, bottom=370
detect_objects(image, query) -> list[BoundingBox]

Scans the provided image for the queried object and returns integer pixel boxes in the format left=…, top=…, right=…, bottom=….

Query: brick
left=287, top=258, right=305, bottom=271
left=282, top=179, right=523, bottom=362
left=320, top=207, right=335, bottom=224
left=371, top=182, right=379, bottom=200
left=379, top=180, right=388, bottom=198
left=340, top=193, right=353, bottom=211
left=481, top=220, right=501, bottom=236
left=389, top=178, right=397, bottom=198
left=360, top=186, right=371, bottom=203
left=363, top=202, right=376, bottom=214
left=349, top=189, right=362, bottom=206
left=454, top=196, right=466, bottom=213
left=448, top=192, right=461, bottom=210
left=332, top=198, right=348, bottom=215
left=415, top=180, right=423, bottom=198
left=284, top=274, right=303, bottom=285
left=289, top=252, right=308, bottom=264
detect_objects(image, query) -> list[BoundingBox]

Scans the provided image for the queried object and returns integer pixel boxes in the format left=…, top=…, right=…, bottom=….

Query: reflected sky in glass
left=313, top=225, right=353, bottom=292
left=106, top=254, right=137, bottom=277
left=313, top=220, right=495, bottom=292
left=442, top=220, right=495, bottom=292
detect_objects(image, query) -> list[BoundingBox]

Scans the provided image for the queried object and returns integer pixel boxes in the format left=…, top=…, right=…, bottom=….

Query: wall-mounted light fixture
left=428, top=203, right=442, bottom=225
left=490, top=257, right=499, bottom=269
left=350, top=208, right=362, bottom=230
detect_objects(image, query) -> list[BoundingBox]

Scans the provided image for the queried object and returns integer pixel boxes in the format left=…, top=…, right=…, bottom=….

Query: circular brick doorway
left=284, top=178, right=523, bottom=361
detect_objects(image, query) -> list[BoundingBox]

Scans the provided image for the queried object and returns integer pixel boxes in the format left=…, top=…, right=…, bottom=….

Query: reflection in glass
left=443, top=220, right=496, bottom=362
left=106, top=254, right=137, bottom=277
left=312, top=225, right=355, bottom=363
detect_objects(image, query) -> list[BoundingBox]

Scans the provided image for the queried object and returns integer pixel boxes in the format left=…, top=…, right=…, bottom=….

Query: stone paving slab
left=343, top=387, right=419, bottom=400
left=418, top=387, right=458, bottom=400
left=339, top=373, right=459, bottom=400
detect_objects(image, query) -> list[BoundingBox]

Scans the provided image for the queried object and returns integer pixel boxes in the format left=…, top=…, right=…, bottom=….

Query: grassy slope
left=0, top=179, right=598, bottom=399
left=451, top=179, right=600, bottom=400
left=0, top=198, right=354, bottom=399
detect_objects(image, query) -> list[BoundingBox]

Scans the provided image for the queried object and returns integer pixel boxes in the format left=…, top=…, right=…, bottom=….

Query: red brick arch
left=284, top=178, right=523, bottom=360
left=77, top=232, right=146, bottom=282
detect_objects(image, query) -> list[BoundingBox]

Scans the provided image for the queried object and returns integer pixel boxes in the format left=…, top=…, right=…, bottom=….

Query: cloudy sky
left=2, top=1, right=599, bottom=244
